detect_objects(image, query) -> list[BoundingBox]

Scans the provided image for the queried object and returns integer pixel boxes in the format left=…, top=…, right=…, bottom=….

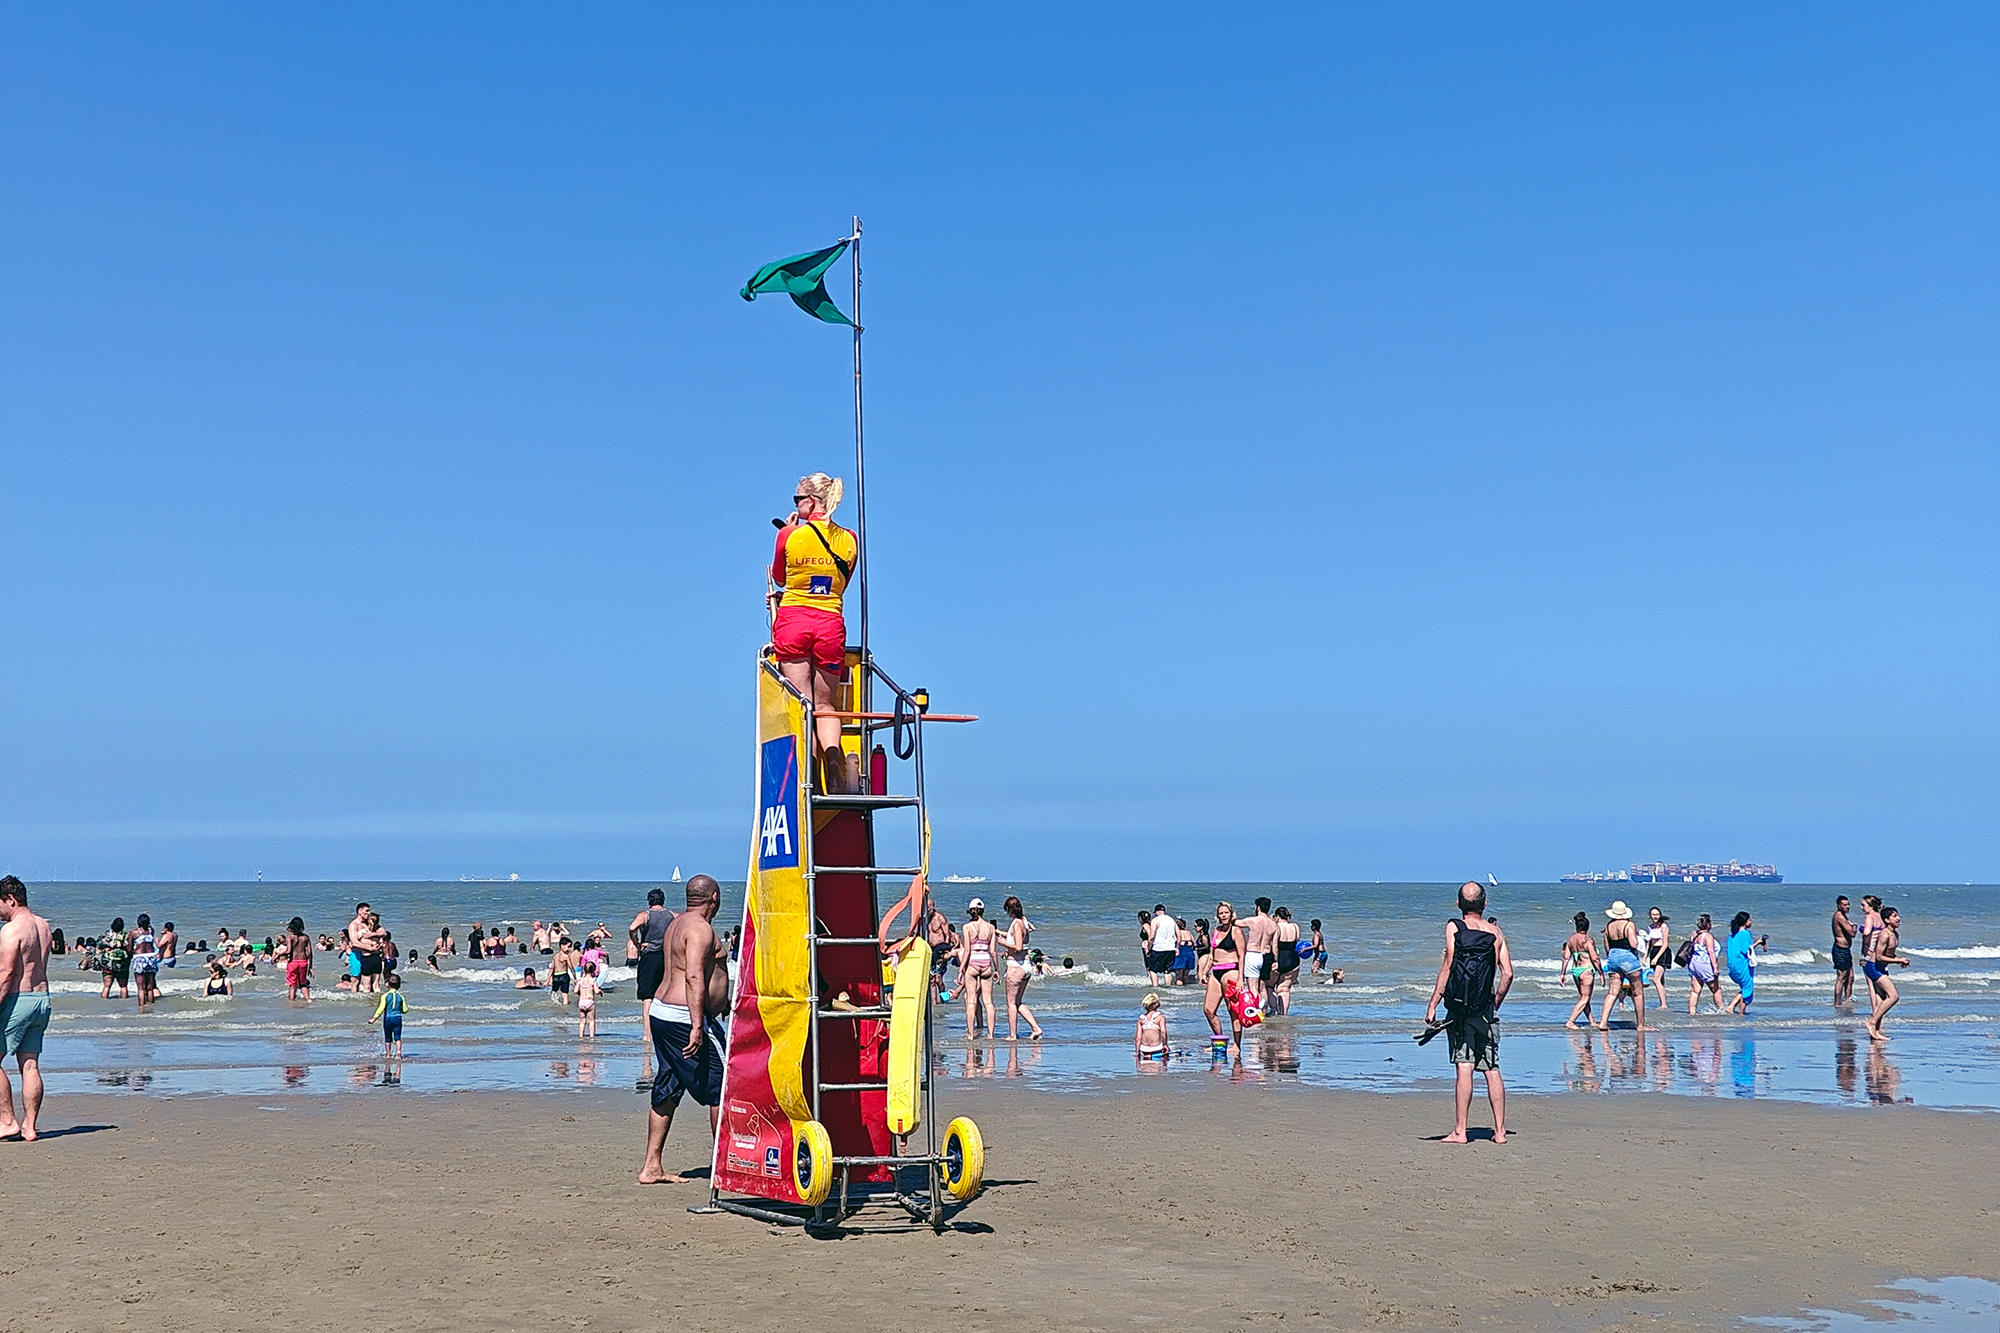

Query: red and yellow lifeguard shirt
left=770, top=520, right=857, bottom=614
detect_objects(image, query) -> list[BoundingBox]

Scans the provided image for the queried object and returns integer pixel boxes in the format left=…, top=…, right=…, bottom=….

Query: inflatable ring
left=941, top=1116, right=985, bottom=1202
left=794, top=1119, right=833, bottom=1208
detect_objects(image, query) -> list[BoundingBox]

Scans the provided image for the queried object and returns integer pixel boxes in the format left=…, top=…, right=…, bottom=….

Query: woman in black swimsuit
left=1202, top=903, right=1247, bottom=1053
left=203, top=962, right=232, bottom=997
left=1270, top=906, right=1303, bottom=1016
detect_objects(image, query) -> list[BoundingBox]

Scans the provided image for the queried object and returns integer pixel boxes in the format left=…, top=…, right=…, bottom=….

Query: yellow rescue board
left=886, top=937, right=930, bottom=1136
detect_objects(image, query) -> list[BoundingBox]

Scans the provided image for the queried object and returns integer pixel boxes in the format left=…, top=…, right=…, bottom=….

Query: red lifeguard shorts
left=772, top=606, right=848, bottom=675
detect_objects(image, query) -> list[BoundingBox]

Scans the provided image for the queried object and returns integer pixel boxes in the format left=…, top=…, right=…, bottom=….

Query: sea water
left=23, top=880, right=2000, bottom=1109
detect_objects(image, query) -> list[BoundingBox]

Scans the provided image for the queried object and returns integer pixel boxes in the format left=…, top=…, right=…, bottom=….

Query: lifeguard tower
left=700, top=219, right=984, bottom=1231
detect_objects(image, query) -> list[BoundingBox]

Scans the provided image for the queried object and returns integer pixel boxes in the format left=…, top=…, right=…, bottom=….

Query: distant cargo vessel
left=1563, top=860, right=1781, bottom=885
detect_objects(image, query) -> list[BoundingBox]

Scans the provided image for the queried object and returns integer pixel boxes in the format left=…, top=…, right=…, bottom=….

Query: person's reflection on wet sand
left=1649, top=1032, right=1674, bottom=1092
left=1729, top=1038, right=1758, bottom=1097
left=1836, top=1037, right=1859, bottom=1101
left=1258, top=1032, right=1299, bottom=1075
left=1683, top=1035, right=1723, bottom=1092
left=1566, top=1031, right=1601, bottom=1093
left=283, top=1065, right=309, bottom=1088
left=1866, top=1044, right=1910, bottom=1104
left=1605, top=1032, right=1639, bottom=1081
left=350, top=1063, right=378, bottom=1088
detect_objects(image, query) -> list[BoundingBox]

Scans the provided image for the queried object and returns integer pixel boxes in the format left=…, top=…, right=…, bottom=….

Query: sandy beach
left=2, top=1082, right=1994, bottom=1332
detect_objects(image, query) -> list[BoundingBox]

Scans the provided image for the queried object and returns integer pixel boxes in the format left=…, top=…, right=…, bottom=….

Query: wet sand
left=1, top=1080, right=1994, bottom=1331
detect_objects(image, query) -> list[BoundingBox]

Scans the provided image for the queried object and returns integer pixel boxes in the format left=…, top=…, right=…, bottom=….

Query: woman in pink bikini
left=958, top=899, right=998, bottom=1039
left=1201, top=902, right=1247, bottom=1054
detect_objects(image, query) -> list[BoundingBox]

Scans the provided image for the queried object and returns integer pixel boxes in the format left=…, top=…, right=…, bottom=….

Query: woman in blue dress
left=1725, top=911, right=1760, bottom=1015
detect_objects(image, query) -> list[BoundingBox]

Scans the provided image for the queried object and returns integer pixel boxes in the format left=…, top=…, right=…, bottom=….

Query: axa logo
left=758, top=735, right=800, bottom=870
left=760, top=803, right=792, bottom=860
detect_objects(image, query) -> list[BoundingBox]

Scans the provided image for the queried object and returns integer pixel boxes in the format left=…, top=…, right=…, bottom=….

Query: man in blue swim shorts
left=0, top=876, right=54, bottom=1141
left=638, top=875, right=729, bottom=1185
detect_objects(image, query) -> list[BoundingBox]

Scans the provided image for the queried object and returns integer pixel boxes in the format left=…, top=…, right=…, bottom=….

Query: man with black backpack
left=1424, top=881, right=1514, bottom=1144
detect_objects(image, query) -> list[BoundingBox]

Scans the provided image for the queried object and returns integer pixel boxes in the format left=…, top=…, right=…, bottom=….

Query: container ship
left=1563, top=860, right=1781, bottom=885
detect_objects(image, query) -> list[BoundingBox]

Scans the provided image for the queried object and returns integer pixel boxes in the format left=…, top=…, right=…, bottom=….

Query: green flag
left=740, top=240, right=853, bottom=325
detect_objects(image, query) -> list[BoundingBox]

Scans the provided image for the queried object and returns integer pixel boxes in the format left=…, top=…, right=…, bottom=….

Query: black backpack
left=1441, top=920, right=1497, bottom=1017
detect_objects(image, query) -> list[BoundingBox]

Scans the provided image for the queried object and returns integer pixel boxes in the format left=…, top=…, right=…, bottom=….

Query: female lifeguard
left=767, top=473, right=860, bottom=794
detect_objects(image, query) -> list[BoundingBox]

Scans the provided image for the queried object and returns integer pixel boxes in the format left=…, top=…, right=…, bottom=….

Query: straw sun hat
left=795, top=473, right=844, bottom=515
left=1606, top=900, right=1634, bottom=920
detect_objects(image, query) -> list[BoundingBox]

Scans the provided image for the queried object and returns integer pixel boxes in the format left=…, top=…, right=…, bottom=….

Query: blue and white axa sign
left=758, top=734, right=800, bottom=870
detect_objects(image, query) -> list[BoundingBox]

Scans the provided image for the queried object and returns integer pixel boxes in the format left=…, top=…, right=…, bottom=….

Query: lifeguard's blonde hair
left=796, top=473, right=844, bottom=516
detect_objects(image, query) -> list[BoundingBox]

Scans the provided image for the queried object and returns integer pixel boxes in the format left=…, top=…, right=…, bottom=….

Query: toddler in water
left=576, top=961, right=599, bottom=1039
left=1135, top=993, right=1169, bottom=1060
left=370, top=973, right=407, bottom=1058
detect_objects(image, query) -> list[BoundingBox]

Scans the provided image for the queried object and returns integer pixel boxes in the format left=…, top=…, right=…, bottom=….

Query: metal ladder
left=797, top=656, right=944, bottom=1223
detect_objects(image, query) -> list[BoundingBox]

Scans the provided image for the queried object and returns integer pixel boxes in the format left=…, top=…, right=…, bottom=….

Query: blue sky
left=2, top=5, right=1995, bottom=882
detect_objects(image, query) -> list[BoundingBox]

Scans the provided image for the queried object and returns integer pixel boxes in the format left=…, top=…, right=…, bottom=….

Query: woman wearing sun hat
left=1595, top=900, right=1648, bottom=1031
left=767, top=473, right=859, bottom=792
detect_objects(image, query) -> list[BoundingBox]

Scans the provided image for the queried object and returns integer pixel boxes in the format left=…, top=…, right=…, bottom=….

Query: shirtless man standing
left=638, top=875, right=729, bottom=1185
left=282, top=916, right=313, bottom=1002
left=0, top=876, right=54, bottom=1142
left=347, top=902, right=383, bottom=995
left=925, top=901, right=958, bottom=1004
left=1240, top=897, right=1279, bottom=1006
left=1831, top=896, right=1858, bottom=1008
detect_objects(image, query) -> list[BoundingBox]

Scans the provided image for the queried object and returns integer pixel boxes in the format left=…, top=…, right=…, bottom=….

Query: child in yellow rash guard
left=371, top=975, right=407, bottom=1057
left=767, top=472, right=858, bottom=791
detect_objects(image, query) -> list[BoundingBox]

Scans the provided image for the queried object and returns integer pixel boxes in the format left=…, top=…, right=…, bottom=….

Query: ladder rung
left=817, top=1006, right=891, bottom=1020
left=814, top=936, right=883, bottom=946
left=810, top=794, right=921, bottom=810
left=812, top=866, right=921, bottom=877
left=819, top=1080, right=888, bottom=1091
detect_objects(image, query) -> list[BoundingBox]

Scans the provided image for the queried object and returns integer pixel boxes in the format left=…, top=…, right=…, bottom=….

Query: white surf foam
left=1905, top=945, right=2000, bottom=959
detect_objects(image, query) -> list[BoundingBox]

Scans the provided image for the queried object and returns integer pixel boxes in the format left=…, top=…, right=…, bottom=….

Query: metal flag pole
left=849, top=215, right=868, bottom=715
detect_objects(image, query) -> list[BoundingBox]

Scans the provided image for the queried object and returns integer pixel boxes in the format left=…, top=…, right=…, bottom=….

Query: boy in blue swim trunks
left=1863, top=906, right=1909, bottom=1043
